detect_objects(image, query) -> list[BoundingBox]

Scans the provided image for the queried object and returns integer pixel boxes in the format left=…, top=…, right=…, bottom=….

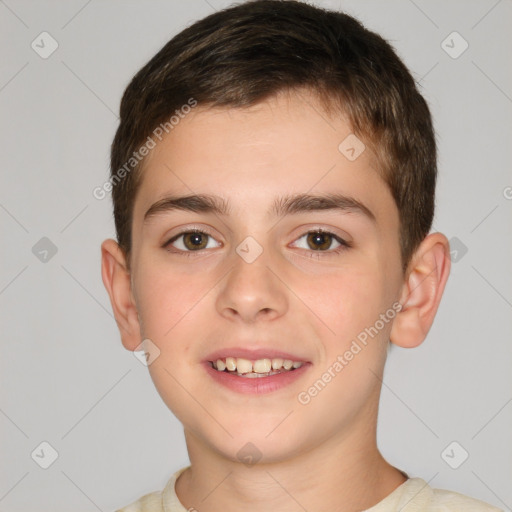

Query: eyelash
left=163, top=227, right=352, bottom=259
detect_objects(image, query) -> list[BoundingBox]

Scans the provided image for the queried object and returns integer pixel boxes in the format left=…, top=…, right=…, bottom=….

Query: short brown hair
left=110, top=0, right=436, bottom=271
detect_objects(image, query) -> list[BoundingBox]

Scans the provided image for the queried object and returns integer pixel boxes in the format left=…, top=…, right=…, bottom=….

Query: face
left=127, top=91, right=405, bottom=464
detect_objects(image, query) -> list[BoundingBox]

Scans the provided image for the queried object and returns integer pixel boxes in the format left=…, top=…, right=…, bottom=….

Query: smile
left=210, top=357, right=304, bottom=378
left=204, top=357, right=310, bottom=394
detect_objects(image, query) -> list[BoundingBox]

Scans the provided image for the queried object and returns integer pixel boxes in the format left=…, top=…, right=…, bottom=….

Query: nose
left=215, top=243, right=288, bottom=324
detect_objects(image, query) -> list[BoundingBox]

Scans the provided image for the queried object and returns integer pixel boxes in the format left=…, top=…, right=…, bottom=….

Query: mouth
left=203, top=350, right=311, bottom=394
left=208, top=356, right=305, bottom=378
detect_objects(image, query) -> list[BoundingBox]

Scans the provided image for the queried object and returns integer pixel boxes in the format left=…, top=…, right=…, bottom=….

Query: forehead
left=133, top=91, right=396, bottom=227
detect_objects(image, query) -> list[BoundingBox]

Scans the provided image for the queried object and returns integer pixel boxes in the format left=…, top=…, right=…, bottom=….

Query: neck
left=175, top=411, right=406, bottom=512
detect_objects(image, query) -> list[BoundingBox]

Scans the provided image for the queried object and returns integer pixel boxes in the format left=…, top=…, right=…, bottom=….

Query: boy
left=101, top=1, right=501, bottom=510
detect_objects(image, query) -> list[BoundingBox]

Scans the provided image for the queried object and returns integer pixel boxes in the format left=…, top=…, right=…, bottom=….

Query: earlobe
left=390, top=233, right=451, bottom=348
left=101, top=239, right=141, bottom=351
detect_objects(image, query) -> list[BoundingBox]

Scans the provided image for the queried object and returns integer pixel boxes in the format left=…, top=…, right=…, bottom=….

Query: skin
left=102, top=89, right=450, bottom=511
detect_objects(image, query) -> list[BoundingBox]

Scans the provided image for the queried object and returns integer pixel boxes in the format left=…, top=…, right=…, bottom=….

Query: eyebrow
left=143, top=192, right=376, bottom=223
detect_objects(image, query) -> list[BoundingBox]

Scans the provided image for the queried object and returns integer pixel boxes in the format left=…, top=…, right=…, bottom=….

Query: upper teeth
left=212, top=357, right=303, bottom=373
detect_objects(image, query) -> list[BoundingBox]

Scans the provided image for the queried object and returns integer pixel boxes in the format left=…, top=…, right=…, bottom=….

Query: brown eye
left=306, top=231, right=334, bottom=251
left=182, top=232, right=208, bottom=250
left=166, top=230, right=221, bottom=252
left=290, top=229, right=350, bottom=255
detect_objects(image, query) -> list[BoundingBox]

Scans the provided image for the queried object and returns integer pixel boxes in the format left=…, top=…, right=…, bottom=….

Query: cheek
left=311, top=263, right=397, bottom=356
left=132, top=259, right=207, bottom=341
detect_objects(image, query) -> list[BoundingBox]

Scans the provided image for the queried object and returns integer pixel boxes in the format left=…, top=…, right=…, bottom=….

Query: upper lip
left=204, top=347, right=310, bottom=363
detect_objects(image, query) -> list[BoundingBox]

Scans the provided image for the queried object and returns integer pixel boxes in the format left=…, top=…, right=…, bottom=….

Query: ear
left=101, top=239, right=141, bottom=351
left=390, top=233, right=451, bottom=348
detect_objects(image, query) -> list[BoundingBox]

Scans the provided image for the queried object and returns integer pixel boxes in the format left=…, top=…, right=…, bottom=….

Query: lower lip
left=203, top=362, right=311, bottom=394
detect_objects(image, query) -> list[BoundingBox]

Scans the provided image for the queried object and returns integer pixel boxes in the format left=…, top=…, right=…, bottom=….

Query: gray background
left=1, top=0, right=511, bottom=510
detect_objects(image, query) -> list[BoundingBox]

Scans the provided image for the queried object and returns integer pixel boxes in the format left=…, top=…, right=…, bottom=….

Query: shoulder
left=114, top=466, right=190, bottom=512
left=394, top=478, right=503, bottom=512
left=114, top=489, right=164, bottom=512
left=428, top=485, right=503, bottom=511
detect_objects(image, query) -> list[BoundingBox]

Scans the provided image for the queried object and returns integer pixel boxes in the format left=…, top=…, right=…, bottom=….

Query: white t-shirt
left=116, top=467, right=503, bottom=512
